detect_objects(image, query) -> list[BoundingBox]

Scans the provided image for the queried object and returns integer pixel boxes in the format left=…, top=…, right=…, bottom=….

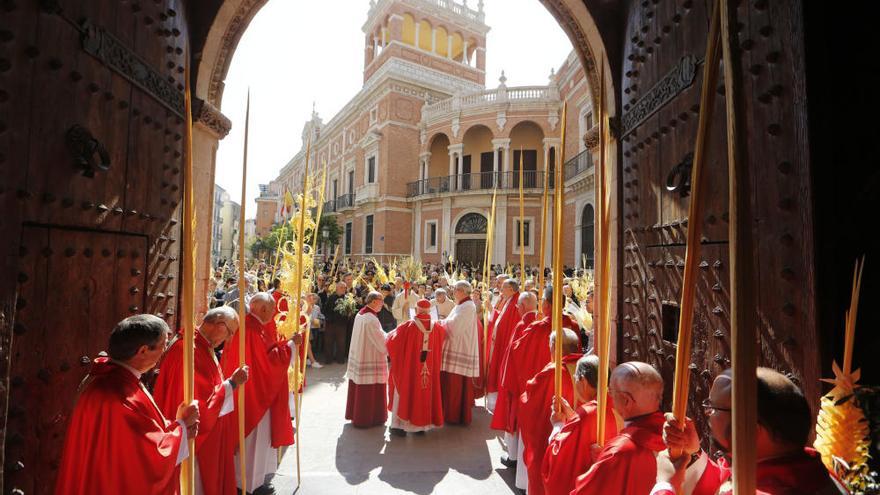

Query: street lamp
left=322, top=226, right=330, bottom=259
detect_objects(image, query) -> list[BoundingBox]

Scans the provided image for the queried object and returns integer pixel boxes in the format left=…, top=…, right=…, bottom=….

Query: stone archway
left=189, top=0, right=621, bottom=323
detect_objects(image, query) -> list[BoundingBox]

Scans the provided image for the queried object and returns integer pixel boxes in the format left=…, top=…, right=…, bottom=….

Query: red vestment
left=221, top=313, right=294, bottom=447
left=500, top=315, right=578, bottom=427
left=153, top=332, right=236, bottom=495
left=386, top=314, right=446, bottom=427
left=519, top=352, right=582, bottom=495
left=570, top=411, right=666, bottom=495
left=55, top=358, right=184, bottom=495
left=474, top=317, right=487, bottom=399
left=747, top=448, right=846, bottom=495
left=486, top=293, right=520, bottom=393
left=541, top=398, right=618, bottom=495
left=652, top=448, right=844, bottom=495
left=491, top=310, right=537, bottom=432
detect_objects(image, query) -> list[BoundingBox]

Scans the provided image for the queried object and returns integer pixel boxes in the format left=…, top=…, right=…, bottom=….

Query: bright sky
left=214, top=0, right=576, bottom=218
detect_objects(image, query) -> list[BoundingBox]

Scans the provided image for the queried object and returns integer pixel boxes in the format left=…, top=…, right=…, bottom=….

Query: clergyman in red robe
left=221, top=293, right=299, bottom=493
left=387, top=299, right=446, bottom=435
left=492, top=291, right=538, bottom=468
left=55, top=314, right=199, bottom=495
left=571, top=361, right=667, bottom=495
left=652, top=367, right=846, bottom=495
left=501, top=286, right=577, bottom=490
left=541, top=354, right=618, bottom=495
left=485, top=279, right=520, bottom=408
left=153, top=307, right=250, bottom=495
left=518, top=328, right=582, bottom=495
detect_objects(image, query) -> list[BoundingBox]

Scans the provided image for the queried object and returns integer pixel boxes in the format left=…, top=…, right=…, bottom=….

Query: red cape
left=499, top=315, right=578, bottom=422
left=490, top=310, right=537, bottom=432
left=541, top=399, right=618, bottom=495
left=386, top=315, right=446, bottom=427
left=153, top=332, right=236, bottom=495
left=519, top=352, right=582, bottom=495
left=750, top=448, right=846, bottom=495
left=55, top=359, right=184, bottom=495
left=486, top=293, right=520, bottom=393
left=474, top=317, right=487, bottom=399
left=220, top=313, right=294, bottom=447
left=570, top=411, right=666, bottom=495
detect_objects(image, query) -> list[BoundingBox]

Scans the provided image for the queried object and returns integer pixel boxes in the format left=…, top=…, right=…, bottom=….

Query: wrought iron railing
left=564, top=149, right=594, bottom=180
left=336, top=193, right=355, bottom=209
left=323, top=199, right=337, bottom=213
left=406, top=170, right=548, bottom=198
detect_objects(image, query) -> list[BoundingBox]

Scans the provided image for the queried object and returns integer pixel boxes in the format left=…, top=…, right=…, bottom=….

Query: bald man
left=518, top=328, right=583, bottom=495
left=571, top=361, right=666, bottom=495
left=653, top=368, right=846, bottom=495
left=492, top=291, right=538, bottom=466
left=221, top=292, right=300, bottom=493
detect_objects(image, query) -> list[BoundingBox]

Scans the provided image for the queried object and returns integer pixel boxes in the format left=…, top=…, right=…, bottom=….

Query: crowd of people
left=53, top=256, right=849, bottom=495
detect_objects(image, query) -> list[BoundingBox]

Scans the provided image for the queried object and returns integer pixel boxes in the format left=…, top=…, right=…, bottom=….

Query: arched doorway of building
left=453, top=212, right=488, bottom=268
left=580, top=203, right=594, bottom=269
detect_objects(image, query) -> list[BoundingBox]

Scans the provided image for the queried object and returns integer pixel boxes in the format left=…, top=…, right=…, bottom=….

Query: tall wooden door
left=0, top=0, right=188, bottom=491
left=456, top=239, right=486, bottom=268
left=616, top=0, right=818, bottom=443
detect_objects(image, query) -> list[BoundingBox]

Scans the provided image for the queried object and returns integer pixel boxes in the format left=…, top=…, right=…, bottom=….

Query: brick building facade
left=256, top=0, right=599, bottom=269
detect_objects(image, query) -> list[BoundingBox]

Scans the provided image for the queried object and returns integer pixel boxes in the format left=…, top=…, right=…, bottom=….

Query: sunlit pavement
left=271, top=362, right=518, bottom=494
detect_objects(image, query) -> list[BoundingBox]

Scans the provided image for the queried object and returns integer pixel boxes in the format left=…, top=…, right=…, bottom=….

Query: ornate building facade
left=256, top=0, right=599, bottom=268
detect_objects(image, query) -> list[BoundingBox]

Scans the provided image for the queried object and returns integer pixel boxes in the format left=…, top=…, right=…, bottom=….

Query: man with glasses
left=652, top=368, right=847, bottom=495
left=570, top=361, right=667, bottom=495
left=153, top=306, right=250, bottom=495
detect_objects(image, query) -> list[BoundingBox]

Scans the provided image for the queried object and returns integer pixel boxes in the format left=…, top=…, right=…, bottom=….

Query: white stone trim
left=424, top=219, right=439, bottom=253
left=511, top=216, right=536, bottom=255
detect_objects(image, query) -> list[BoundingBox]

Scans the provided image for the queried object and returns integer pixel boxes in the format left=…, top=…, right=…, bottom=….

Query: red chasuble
left=499, top=315, right=578, bottom=428
left=153, top=332, right=236, bottom=495
left=490, top=310, right=537, bottom=432
left=519, top=352, right=582, bottom=495
left=570, top=411, right=666, bottom=495
left=55, top=358, right=184, bottom=495
left=474, top=317, right=487, bottom=399
left=221, top=313, right=294, bottom=447
left=386, top=314, right=447, bottom=427
left=486, top=293, right=520, bottom=394
left=746, top=448, right=846, bottom=495
left=541, top=398, right=618, bottom=495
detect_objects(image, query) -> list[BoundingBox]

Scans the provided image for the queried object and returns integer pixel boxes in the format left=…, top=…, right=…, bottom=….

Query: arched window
left=581, top=204, right=595, bottom=268
left=456, top=213, right=488, bottom=234
left=435, top=26, right=448, bottom=57
left=418, top=20, right=433, bottom=51
left=402, top=14, right=416, bottom=45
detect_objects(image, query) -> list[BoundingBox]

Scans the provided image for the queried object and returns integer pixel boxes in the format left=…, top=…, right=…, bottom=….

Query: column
left=447, top=36, right=453, bottom=59
left=448, top=148, right=456, bottom=191
left=381, top=27, right=387, bottom=48
left=415, top=22, right=421, bottom=49
left=462, top=41, right=469, bottom=64
left=448, top=144, right=463, bottom=191
left=432, top=28, right=437, bottom=52
left=543, top=142, right=550, bottom=189
left=492, top=147, right=499, bottom=188
left=373, top=36, right=379, bottom=56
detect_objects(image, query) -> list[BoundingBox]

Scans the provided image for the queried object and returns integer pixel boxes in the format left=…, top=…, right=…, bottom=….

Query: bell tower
left=362, top=0, right=490, bottom=88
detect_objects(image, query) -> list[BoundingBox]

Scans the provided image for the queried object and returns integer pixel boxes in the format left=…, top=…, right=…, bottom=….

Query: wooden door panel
left=7, top=227, right=147, bottom=494
left=618, top=0, right=818, bottom=425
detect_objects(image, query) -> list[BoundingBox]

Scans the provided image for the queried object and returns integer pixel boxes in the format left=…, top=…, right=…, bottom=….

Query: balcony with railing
left=335, top=193, right=355, bottom=210
left=421, top=84, right=558, bottom=123
left=564, top=149, right=594, bottom=181
left=323, top=199, right=337, bottom=214
left=407, top=170, right=549, bottom=198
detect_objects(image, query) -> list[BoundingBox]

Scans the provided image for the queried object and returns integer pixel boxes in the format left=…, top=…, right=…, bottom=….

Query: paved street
left=271, top=363, right=518, bottom=494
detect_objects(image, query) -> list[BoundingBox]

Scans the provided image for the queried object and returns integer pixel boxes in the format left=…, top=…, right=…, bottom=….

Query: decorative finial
left=478, top=0, right=484, bottom=13
left=370, top=0, right=376, bottom=9
left=499, top=70, right=507, bottom=86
